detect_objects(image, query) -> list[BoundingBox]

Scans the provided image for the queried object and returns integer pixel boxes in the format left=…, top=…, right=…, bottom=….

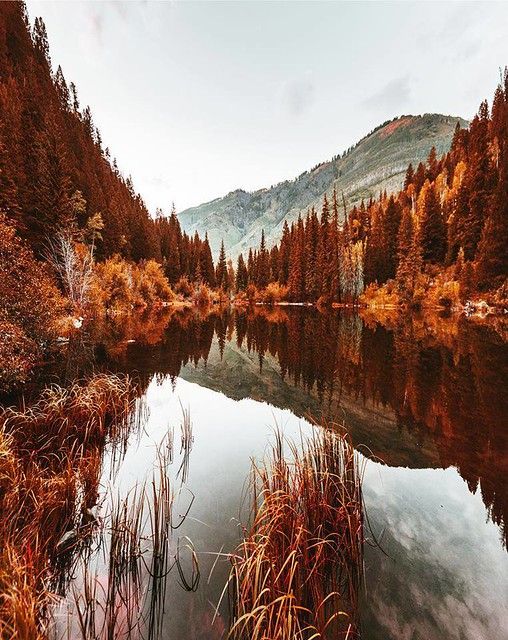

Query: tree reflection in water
left=47, top=306, right=507, bottom=548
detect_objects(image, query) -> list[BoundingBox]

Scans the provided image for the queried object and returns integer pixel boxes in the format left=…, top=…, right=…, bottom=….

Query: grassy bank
left=0, top=375, right=139, bottom=639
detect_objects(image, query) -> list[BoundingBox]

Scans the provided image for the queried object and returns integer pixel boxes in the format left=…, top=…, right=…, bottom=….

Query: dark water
left=47, top=306, right=508, bottom=639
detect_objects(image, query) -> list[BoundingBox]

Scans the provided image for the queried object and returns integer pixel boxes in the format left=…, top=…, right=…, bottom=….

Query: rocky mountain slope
left=178, top=114, right=467, bottom=258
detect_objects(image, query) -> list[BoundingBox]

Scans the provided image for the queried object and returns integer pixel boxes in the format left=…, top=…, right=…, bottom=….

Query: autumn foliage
left=0, top=4, right=215, bottom=286
left=90, top=256, right=174, bottom=314
left=237, top=74, right=508, bottom=308
left=0, top=214, right=64, bottom=390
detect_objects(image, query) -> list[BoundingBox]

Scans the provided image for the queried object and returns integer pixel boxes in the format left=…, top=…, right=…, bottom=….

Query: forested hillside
left=178, top=113, right=467, bottom=258
left=0, top=2, right=213, bottom=277
left=0, top=3, right=219, bottom=391
left=242, top=76, right=508, bottom=306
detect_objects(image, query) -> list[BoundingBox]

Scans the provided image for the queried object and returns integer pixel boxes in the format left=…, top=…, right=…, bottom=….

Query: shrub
left=425, top=275, right=461, bottom=309
left=174, top=276, right=194, bottom=298
left=263, top=282, right=288, bottom=305
left=360, top=281, right=399, bottom=308
left=192, top=283, right=211, bottom=307
left=0, top=214, right=64, bottom=344
left=0, top=214, right=64, bottom=390
left=0, top=322, right=38, bottom=392
left=91, top=256, right=174, bottom=314
left=90, top=255, right=133, bottom=313
left=133, top=260, right=174, bottom=309
left=245, top=283, right=259, bottom=304
left=233, top=290, right=249, bottom=306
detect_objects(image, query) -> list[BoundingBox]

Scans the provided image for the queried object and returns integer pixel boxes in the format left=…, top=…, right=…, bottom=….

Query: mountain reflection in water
left=43, top=305, right=508, bottom=639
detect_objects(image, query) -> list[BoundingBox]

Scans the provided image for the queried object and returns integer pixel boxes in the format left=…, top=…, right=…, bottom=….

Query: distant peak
left=377, top=115, right=414, bottom=138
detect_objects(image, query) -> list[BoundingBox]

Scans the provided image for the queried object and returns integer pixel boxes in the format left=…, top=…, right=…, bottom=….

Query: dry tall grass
left=0, top=375, right=139, bottom=639
left=228, top=427, right=364, bottom=640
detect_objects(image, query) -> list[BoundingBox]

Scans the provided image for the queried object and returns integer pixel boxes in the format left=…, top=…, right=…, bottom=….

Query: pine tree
left=464, top=103, right=494, bottom=260
left=54, top=65, right=70, bottom=111
left=304, top=207, right=319, bottom=299
left=199, top=233, right=215, bottom=286
left=329, top=189, right=340, bottom=301
left=288, top=216, right=305, bottom=301
left=404, top=163, right=414, bottom=190
left=317, top=194, right=330, bottom=297
left=235, top=253, right=248, bottom=292
left=257, top=230, right=270, bottom=289
left=215, top=240, right=228, bottom=290
left=396, top=205, right=422, bottom=299
left=419, top=182, right=446, bottom=263
left=278, top=220, right=291, bottom=284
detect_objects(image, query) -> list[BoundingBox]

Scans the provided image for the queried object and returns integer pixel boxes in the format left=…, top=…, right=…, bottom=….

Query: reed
left=0, top=374, right=139, bottom=639
left=69, top=434, right=180, bottom=640
left=227, top=426, right=364, bottom=640
left=177, top=401, right=193, bottom=484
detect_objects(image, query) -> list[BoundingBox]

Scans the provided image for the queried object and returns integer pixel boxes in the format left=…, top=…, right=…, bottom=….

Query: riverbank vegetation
left=1, top=4, right=507, bottom=395
left=0, top=374, right=139, bottom=638
left=228, top=427, right=363, bottom=640
left=0, top=5, right=224, bottom=390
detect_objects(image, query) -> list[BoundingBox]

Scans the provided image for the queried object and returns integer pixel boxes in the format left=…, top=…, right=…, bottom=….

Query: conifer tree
left=199, top=233, right=215, bottom=286
left=215, top=239, right=228, bottom=290
left=236, top=253, right=248, bottom=292
left=278, top=220, right=291, bottom=285
left=288, top=216, right=305, bottom=301
left=419, top=182, right=446, bottom=263
left=396, top=205, right=422, bottom=299
left=257, top=230, right=270, bottom=289
left=404, top=163, right=414, bottom=190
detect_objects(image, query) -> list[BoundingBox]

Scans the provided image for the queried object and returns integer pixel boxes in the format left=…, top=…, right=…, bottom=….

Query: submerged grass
left=69, top=434, right=191, bottom=640
left=0, top=375, right=139, bottom=639
left=227, top=426, right=364, bottom=640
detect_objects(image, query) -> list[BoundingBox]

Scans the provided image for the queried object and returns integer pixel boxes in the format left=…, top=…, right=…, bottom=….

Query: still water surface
left=50, top=307, right=508, bottom=639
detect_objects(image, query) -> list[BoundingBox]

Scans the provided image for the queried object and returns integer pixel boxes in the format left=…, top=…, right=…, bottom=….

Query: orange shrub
left=246, top=283, right=260, bottom=304
left=0, top=214, right=64, bottom=389
left=192, top=283, right=211, bottom=307
left=174, top=276, right=194, bottom=298
left=263, top=282, right=289, bottom=305
left=360, top=281, right=399, bottom=308
left=91, top=256, right=174, bottom=314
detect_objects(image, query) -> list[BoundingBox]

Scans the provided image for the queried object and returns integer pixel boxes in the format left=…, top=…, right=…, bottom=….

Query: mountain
left=178, top=114, right=468, bottom=258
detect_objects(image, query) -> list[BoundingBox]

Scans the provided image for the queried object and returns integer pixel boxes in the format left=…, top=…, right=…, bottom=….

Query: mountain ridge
left=178, top=113, right=468, bottom=258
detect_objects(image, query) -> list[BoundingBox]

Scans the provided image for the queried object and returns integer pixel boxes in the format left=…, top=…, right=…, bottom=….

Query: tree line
left=0, top=3, right=213, bottom=284
left=237, top=74, right=508, bottom=305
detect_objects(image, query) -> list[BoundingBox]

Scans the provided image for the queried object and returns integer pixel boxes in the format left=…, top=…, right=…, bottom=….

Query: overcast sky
left=26, top=1, right=508, bottom=213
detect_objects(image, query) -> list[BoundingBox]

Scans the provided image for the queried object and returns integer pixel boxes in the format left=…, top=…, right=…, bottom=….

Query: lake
left=47, top=306, right=508, bottom=640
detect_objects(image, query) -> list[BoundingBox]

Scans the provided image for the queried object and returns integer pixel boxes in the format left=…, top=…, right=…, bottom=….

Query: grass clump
left=228, top=427, right=363, bottom=640
left=0, top=374, right=139, bottom=639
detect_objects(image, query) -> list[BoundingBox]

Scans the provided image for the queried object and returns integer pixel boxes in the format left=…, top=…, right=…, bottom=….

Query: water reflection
left=57, top=305, right=507, bottom=549
left=44, top=306, right=508, bottom=638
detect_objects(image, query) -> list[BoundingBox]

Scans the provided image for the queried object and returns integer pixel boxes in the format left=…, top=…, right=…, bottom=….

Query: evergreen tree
left=404, top=163, right=414, bottom=190
left=396, top=206, right=422, bottom=299
left=278, top=220, right=291, bottom=284
left=236, top=253, right=248, bottom=292
left=215, top=239, right=228, bottom=290
left=419, top=182, right=446, bottom=263
left=199, top=233, right=215, bottom=286
left=257, top=230, right=270, bottom=288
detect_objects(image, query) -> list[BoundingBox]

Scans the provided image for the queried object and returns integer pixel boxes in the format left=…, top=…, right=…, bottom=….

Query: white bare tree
left=46, top=231, right=94, bottom=314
